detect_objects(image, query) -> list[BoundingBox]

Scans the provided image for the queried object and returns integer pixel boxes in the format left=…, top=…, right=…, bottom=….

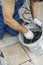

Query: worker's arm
left=2, top=0, right=28, bottom=34
left=30, top=0, right=38, bottom=19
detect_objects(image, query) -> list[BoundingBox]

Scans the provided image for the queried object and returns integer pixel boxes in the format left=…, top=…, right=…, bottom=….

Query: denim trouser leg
left=0, top=0, right=25, bottom=37
left=0, top=16, right=5, bottom=39
left=0, top=6, right=5, bottom=39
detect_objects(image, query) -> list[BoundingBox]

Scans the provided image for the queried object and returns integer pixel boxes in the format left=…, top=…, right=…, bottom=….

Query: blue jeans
left=0, top=0, right=25, bottom=39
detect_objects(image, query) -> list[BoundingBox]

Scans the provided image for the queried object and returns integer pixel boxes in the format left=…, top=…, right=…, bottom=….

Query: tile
left=20, top=61, right=33, bottom=65
left=0, top=40, right=4, bottom=46
left=0, top=40, right=6, bottom=49
left=22, top=45, right=43, bottom=65
left=3, top=33, right=19, bottom=46
left=1, top=43, right=29, bottom=65
left=0, top=33, right=19, bottom=49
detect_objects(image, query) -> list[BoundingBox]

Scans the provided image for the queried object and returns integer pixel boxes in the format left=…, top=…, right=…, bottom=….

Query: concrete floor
left=0, top=1, right=43, bottom=65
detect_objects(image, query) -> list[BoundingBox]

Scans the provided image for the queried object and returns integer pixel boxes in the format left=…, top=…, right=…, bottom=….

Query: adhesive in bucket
left=22, top=23, right=42, bottom=44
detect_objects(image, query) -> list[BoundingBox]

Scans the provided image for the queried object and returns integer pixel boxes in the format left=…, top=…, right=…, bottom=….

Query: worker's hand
left=24, top=29, right=34, bottom=39
left=33, top=18, right=42, bottom=27
left=23, top=26, right=34, bottom=39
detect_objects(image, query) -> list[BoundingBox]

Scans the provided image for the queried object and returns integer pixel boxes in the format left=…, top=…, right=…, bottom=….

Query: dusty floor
left=0, top=1, right=43, bottom=65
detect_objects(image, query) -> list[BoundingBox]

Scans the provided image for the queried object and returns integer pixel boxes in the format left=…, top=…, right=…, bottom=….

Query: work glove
left=23, top=25, right=34, bottom=39
left=32, top=18, right=42, bottom=27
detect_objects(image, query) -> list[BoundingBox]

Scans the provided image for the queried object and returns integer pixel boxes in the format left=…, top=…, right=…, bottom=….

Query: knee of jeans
left=8, top=31, right=19, bottom=36
left=0, top=28, right=5, bottom=35
left=0, top=18, right=5, bottom=28
left=0, top=28, right=5, bottom=39
left=6, top=26, right=19, bottom=36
